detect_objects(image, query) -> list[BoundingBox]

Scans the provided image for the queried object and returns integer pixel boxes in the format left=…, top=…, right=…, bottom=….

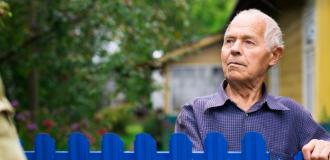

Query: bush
left=16, top=102, right=173, bottom=150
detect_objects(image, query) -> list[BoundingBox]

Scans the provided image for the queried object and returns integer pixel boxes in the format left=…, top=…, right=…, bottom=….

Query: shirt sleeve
left=174, top=104, right=203, bottom=151
left=296, top=109, right=330, bottom=148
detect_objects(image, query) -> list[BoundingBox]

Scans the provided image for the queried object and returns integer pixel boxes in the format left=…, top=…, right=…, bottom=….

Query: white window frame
left=269, top=65, right=279, bottom=96
left=302, top=1, right=315, bottom=115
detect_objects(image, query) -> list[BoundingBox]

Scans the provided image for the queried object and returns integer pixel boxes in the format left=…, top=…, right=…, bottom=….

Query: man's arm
left=295, top=108, right=330, bottom=160
left=300, top=117, right=330, bottom=160
left=175, top=104, right=203, bottom=151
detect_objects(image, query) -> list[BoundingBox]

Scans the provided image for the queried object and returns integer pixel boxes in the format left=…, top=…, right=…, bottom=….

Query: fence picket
left=134, top=133, right=156, bottom=160
left=241, top=132, right=268, bottom=160
left=35, top=134, right=55, bottom=160
left=170, top=133, right=192, bottom=160
left=102, top=133, right=123, bottom=160
left=205, top=132, right=228, bottom=160
left=294, top=152, right=303, bottom=160
left=68, top=132, right=90, bottom=160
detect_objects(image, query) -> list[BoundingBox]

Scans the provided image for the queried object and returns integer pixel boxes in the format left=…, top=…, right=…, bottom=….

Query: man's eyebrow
left=242, top=35, right=257, bottom=39
left=224, top=34, right=257, bottom=40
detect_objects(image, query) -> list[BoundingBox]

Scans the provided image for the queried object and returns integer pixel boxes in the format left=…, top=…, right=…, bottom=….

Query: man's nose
left=230, top=41, right=241, bottom=56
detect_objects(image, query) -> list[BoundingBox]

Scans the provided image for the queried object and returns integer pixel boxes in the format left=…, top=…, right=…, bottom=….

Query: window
left=169, top=65, right=224, bottom=114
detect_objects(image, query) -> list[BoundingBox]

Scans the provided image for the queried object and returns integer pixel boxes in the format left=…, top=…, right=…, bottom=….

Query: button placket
left=243, top=112, right=253, bottom=133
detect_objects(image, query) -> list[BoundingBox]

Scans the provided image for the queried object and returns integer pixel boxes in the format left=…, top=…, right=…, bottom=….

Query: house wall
left=276, top=0, right=330, bottom=122
left=315, top=0, right=330, bottom=122
left=170, top=44, right=221, bottom=65
left=278, top=6, right=304, bottom=104
left=163, top=43, right=222, bottom=114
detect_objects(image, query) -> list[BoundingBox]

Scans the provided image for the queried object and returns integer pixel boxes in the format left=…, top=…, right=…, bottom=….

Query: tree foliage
left=0, top=0, right=235, bottom=140
left=0, top=1, right=11, bottom=26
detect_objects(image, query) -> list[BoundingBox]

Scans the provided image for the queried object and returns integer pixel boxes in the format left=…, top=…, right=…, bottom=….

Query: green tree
left=0, top=1, right=11, bottom=26
left=0, top=0, right=235, bottom=147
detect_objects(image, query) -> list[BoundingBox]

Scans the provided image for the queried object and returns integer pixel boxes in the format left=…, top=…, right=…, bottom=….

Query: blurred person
left=175, top=9, right=330, bottom=160
left=0, top=76, right=26, bottom=160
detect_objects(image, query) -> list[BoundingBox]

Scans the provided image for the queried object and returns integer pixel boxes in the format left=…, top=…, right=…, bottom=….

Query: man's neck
left=225, top=79, right=264, bottom=112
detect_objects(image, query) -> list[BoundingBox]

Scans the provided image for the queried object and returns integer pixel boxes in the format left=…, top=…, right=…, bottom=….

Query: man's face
left=221, top=15, right=273, bottom=82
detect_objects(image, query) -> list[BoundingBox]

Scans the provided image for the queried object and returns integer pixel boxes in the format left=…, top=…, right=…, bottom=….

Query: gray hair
left=229, top=9, right=284, bottom=50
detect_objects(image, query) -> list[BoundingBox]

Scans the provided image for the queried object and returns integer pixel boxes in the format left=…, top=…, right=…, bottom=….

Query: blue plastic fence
left=25, top=132, right=303, bottom=160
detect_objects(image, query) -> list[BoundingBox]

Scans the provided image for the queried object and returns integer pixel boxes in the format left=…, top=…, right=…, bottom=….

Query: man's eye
left=225, top=39, right=234, bottom=44
left=245, top=40, right=255, bottom=46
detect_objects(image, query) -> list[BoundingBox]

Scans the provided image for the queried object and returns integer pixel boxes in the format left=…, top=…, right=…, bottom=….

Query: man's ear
left=269, top=47, right=283, bottom=67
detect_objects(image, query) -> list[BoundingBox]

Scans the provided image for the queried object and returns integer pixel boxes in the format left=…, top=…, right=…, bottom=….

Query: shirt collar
left=203, top=80, right=290, bottom=112
left=265, top=95, right=290, bottom=111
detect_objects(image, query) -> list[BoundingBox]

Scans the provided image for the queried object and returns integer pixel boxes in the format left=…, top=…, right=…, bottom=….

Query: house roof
left=154, top=34, right=223, bottom=66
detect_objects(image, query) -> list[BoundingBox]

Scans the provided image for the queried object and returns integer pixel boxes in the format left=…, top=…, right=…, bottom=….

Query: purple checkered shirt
left=175, top=80, right=330, bottom=158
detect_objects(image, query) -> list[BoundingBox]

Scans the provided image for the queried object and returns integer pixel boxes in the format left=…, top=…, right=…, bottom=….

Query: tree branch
left=0, top=0, right=97, bottom=63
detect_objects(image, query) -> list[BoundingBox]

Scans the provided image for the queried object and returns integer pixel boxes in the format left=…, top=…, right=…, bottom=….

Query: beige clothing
left=0, top=77, right=26, bottom=160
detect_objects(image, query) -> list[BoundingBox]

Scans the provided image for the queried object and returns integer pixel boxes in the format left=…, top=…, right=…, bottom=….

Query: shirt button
left=245, top=113, right=249, bottom=116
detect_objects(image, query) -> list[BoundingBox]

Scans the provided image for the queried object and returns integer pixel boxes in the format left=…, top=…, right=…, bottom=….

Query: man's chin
left=225, top=75, right=246, bottom=82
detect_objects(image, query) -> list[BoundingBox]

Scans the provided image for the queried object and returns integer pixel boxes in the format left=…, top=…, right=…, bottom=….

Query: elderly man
left=175, top=9, right=330, bottom=160
left=0, top=76, right=26, bottom=160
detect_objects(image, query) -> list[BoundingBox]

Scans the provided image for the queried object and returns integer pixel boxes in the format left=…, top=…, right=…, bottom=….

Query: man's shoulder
left=181, top=93, right=219, bottom=111
left=269, top=95, right=310, bottom=114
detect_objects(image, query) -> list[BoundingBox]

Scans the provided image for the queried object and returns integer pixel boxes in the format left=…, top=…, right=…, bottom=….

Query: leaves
left=0, top=0, right=234, bottom=149
left=0, top=1, right=11, bottom=21
left=0, top=0, right=235, bottom=116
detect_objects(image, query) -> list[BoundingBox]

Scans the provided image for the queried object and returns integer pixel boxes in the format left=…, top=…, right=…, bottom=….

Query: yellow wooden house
left=157, top=0, right=330, bottom=123
left=156, top=34, right=223, bottom=114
